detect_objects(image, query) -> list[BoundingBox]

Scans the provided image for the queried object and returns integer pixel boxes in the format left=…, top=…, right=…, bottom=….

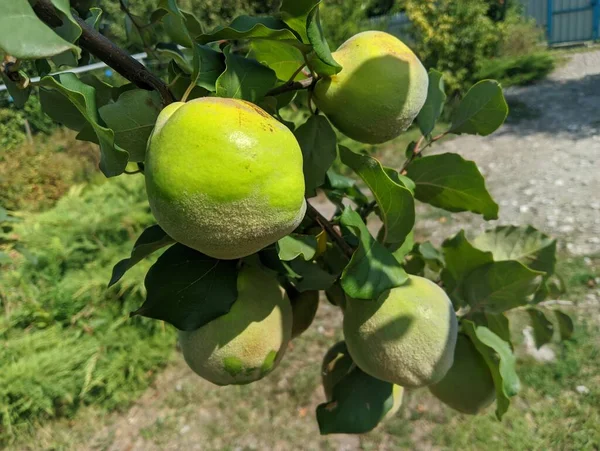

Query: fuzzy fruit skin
left=429, top=334, right=496, bottom=414
left=145, top=97, right=306, bottom=260
left=343, top=276, right=458, bottom=388
left=178, top=265, right=292, bottom=386
left=313, top=31, right=428, bottom=144
left=321, top=341, right=403, bottom=419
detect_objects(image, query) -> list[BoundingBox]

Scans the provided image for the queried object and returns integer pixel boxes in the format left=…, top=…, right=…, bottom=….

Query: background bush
left=404, top=0, right=554, bottom=95
left=0, top=130, right=99, bottom=212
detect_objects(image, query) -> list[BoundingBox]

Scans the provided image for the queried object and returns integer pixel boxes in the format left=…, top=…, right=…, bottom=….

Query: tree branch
left=32, top=0, right=174, bottom=105
left=306, top=202, right=354, bottom=259
left=266, top=77, right=314, bottom=97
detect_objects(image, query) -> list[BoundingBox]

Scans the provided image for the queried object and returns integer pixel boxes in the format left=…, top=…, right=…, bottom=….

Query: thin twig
left=33, top=0, right=174, bottom=106
left=400, top=132, right=448, bottom=173
left=266, top=77, right=314, bottom=97
left=306, top=203, right=354, bottom=259
left=119, top=0, right=159, bottom=60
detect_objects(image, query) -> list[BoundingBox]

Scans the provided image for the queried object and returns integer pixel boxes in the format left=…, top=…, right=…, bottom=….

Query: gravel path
left=415, top=50, right=600, bottom=255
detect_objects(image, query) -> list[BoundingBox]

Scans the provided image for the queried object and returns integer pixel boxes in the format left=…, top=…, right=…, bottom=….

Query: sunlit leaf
left=0, top=0, right=80, bottom=60
left=417, top=69, right=446, bottom=137
left=406, top=153, right=499, bottom=220
left=449, top=80, right=508, bottom=136
left=216, top=45, right=277, bottom=103
left=39, top=73, right=128, bottom=177
left=340, top=208, right=408, bottom=300
left=464, top=261, right=544, bottom=313
left=340, top=146, right=415, bottom=245
left=463, top=321, right=520, bottom=420
left=99, top=89, right=162, bottom=162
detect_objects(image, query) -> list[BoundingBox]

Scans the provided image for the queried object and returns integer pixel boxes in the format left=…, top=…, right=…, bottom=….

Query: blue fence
left=522, top=0, right=600, bottom=44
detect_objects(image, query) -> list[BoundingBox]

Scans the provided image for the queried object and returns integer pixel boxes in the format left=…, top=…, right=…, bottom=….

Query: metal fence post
left=547, top=0, right=554, bottom=43
left=593, top=0, right=600, bottom=40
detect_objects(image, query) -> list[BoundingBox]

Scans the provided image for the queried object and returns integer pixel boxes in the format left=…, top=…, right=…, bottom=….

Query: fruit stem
left=180, top=79, right=195, bottom=102
left=306, top=203, right=354, bottom=259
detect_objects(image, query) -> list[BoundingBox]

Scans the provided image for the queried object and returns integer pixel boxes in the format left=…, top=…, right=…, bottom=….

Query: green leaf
left=157, top=1, right=202, bottom=47
left=385, top=167, right=416, bottom=194
left=473, top=226, right=557, bottom=276
left=279, top=0, right=320, bottom=43
left=0, top=0, right=80, bottom=60
left=39, top=73, right=129, bottom=177
left=306, top=6, right=342, bottom=76
left=277, top=234, right=318, bottom=261
left=156, top=43, right=193, bottom=72
left=388, top=230, right=414, bottom=264
left=85, top=7, right=103, bottom=30
left=109, top=225, right=175, bottom=287
left=50, top=0, right=82, bottom=44
left=249, top=40, right=307, bottom=82
left=417, top=69, right=446, bottom=137
left=1, top=71, right=30, bottom=108
left=449, top=80, right=508, bottom=136
left=340, top=146, right=415, bottom=245
left=157, top=44, right=225, bottom=92
left=406, top=153, right=499, bottom=220
left=99, top=89, right=162, bottom=162
left=294, top=115, right=338, bottom=197
left=441, top=231, right=493, bottom=301
left=323, top=169, right=369, bottom=209
left=40, top=84, right=86, bottom=131
left=554, top=310, right=574, bottom=341
left=166, top=61, right=209, bottom=102
left=526, top=308, right=554, bottom=348
left=215, top=45, right=277, bottom=103
left=462, top=321, right=520, bottom=420
left=340, top=208, right=408, bottom=300
left=317, top=364, right=396, bottom=435
left=79, top=74, right=115, bottom=108
left=419, top=241, right=445, bottom=271
left=136, top=244, right=239, bottom=331
left=289, top=259, right=336, bottom=292
left=197, top=16, right=305, bottom=48
left=484, top=312, right=511, bottom=345
left=464, top=261, right=544, bottom=313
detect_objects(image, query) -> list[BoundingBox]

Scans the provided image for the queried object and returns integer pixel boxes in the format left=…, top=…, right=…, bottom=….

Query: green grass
left=0, top=176, right=175, bottom=444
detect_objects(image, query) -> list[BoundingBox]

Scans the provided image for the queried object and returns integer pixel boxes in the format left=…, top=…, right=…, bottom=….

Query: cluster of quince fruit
left=145, top=31, right=495, bottom=418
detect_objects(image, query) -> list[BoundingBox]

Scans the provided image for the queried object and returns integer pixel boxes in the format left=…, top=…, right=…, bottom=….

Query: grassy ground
left=0, top=176, right=175, bottom=445
left=7, top=249, right=598, bottom=450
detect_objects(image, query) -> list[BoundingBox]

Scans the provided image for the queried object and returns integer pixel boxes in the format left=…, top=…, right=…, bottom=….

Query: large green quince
left=178, top=264, right=292, bottom=386
left=429, top=334, right=496, bottom=414
left=313, top=31, right=428, bottom=144
left=343, top=275, right=458, bottom=388
left=145, top=97, right=306, bottom=260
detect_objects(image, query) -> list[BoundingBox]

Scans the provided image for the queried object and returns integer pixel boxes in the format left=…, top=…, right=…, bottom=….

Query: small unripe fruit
left=178, top=265, right=292, bottom=386
left=429, top=334, right=496, bottom=414
left=343, top=276, right=458, bottom=388
left=289, top=290, right=320, bottom=339
left=145, top=98, right=306, bottom=260
left=314, top=31, right=428, bottom=144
